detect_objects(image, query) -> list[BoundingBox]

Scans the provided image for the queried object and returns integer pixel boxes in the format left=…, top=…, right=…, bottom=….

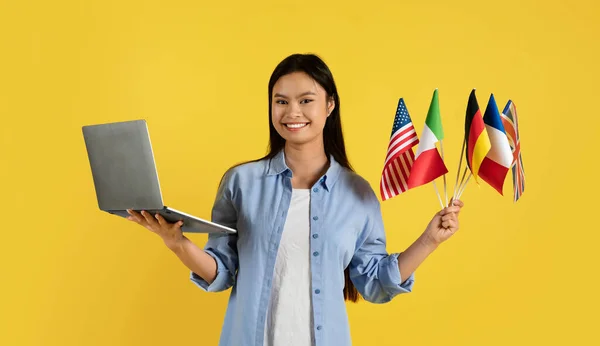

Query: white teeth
left=285, top=123, right=308, bottom=129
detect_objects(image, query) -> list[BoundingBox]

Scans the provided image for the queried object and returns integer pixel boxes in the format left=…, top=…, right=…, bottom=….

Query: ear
left=327, top=96, right=335, bottom=117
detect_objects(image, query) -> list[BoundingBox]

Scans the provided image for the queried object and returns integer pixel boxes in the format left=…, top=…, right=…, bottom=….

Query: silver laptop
left=82, top=119, right=236, bottom=234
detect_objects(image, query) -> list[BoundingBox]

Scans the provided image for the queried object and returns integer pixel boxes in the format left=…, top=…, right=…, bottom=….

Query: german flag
left=465, top=89, right=491, bottom=182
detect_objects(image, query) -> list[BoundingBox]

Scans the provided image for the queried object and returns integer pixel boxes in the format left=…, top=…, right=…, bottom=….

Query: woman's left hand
left=422, top=199, right=464, bottom=247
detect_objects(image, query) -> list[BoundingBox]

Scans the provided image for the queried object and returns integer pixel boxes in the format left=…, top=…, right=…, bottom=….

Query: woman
left=126, top=53, right=464, bottom=346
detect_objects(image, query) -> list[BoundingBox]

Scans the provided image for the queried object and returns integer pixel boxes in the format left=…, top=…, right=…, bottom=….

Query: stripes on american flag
left=500, top=100, right=525, bottom=202
left=380, top=98, right=419, bottom=201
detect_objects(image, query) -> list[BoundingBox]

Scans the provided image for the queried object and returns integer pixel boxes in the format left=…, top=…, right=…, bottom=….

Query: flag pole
left=457, top=172, right=472, bottom=198
left=432, top=180, right=444, bottom=209
left=453, top=138, right=466, bottom=203
left=440, top=140, right=448, bottom=207
left=456, top=166, right=471, bottom=198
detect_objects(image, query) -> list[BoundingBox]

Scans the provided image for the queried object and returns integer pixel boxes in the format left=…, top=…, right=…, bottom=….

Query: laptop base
left=105, top=207, right=236, bottom=234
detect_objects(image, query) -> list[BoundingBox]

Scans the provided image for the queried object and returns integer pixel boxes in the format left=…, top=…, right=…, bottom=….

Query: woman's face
left=271, top=71, right=335, bottom=147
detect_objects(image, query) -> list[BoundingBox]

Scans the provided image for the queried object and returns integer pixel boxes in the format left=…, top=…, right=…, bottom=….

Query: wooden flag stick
left=440, top=140, right=448, bottom=207
left=432, top=180, right=444, bottom=209
left=457, top=172, right=472, bottom=199
left=453, top=138, right=466, bottom=202
left=456, top=165, right=469, bottom=201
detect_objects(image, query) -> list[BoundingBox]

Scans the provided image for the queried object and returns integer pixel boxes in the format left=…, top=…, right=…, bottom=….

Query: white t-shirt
left=263, top=188, right=314, bottom=346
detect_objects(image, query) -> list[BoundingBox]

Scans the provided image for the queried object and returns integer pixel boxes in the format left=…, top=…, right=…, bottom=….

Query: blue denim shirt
left=190, top=149, right=415, bottom=346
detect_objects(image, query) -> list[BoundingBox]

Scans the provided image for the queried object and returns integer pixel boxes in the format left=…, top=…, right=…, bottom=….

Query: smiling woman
left=271, top=73, right=334, bottom=143
left=126, top=53, right=463, bottom=346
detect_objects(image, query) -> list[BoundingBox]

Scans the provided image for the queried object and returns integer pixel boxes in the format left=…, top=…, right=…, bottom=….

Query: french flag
left=478, top=94, right=514, bottom=195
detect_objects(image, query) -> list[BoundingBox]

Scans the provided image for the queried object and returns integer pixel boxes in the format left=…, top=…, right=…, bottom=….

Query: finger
left=172, top=220, right=184, bottom=231
left=155, top=213, right=168, bottom=227
left=447, top=199, right=462, bottom=215
left=155, top=213, right=183, bottom=230
left=448, top=219, right=458, bottom=230
left=442, top=214, right=454, bottom=222
left=443, top=213, right=458, bottom=224
left=444, top=206, right=461, bottom=214
left=448, top=206, right=460, bottom=213
left=451, top=199, right=464, bottom=207
left=140, top=210, right=159, bottom=228
left=127, top=209, right=145, bottom=224
left=443, top=219, right=457, bottom=229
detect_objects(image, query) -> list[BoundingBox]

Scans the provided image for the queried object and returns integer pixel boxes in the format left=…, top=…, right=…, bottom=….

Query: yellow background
left=1, top=0, right=598, bottom=345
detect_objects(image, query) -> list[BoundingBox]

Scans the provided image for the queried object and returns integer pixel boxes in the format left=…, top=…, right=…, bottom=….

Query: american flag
left=500, top=100, right=525, bottom=202
left=380, top=98, right=419, bottom=201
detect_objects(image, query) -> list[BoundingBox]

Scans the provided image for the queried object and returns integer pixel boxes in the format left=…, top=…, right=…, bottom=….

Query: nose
left=288, top=102, right=302, bottom=117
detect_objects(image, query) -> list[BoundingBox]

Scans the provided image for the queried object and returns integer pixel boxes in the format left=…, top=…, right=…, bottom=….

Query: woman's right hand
left=126, top=209, right=185, bottom=250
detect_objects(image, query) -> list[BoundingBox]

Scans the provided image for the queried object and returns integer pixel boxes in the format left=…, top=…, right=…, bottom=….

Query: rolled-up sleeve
left=190, top=169, right=239, bottom=292
left=349, top=196, right=415, bottom=304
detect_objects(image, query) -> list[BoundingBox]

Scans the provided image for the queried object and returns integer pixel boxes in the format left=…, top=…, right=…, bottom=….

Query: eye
left=275, top=100, right=287, bottom=105
left=300, top=99, right=314, bottom=104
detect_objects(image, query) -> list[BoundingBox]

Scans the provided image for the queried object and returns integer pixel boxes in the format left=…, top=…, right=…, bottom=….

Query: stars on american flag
left=392, top=101, right=412, bottom=136
left=380, top=98, right=419, bottom=201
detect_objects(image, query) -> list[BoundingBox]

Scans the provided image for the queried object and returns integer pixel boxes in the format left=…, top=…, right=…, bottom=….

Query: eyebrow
left=273, top=91, right=317, bottom=98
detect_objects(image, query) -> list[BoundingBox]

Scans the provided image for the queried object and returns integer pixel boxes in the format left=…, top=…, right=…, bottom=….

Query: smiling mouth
left=284, top=123, right=309, bottom=129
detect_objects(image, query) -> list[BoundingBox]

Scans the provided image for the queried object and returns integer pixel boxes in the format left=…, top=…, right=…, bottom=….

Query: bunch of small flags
left=380, top=89, right=525, bottom=207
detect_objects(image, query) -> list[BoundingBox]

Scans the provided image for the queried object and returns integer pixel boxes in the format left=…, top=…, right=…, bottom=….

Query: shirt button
left=317, top=325, right=322, bottom=331
left=312, top=234, right=319, bottom=239
left=313, top=251, right=319, bottom=257
left=313, top=216, right=319, bottom=221
left=313, top=188, right=319, bottom=193
left=315, top=289, right=320, bottom=294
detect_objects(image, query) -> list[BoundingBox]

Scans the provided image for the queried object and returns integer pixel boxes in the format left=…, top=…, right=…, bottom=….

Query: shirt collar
left=266, top=149, right=342, bottom=191
left=266, top=149, right=289, bottom=176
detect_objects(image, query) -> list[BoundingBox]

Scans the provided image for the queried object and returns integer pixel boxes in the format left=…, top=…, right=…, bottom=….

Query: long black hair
left=229, top=53, right=360, bottom=302
left=259, top=54, right=353, bottom=171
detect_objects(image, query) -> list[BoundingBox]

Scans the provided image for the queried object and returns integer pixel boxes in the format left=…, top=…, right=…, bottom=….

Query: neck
left=284, top=140, right=329, bottom=189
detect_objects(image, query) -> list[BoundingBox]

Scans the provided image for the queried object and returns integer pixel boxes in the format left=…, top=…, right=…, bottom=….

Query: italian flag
left=407, top=89, right=448, bottom=189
